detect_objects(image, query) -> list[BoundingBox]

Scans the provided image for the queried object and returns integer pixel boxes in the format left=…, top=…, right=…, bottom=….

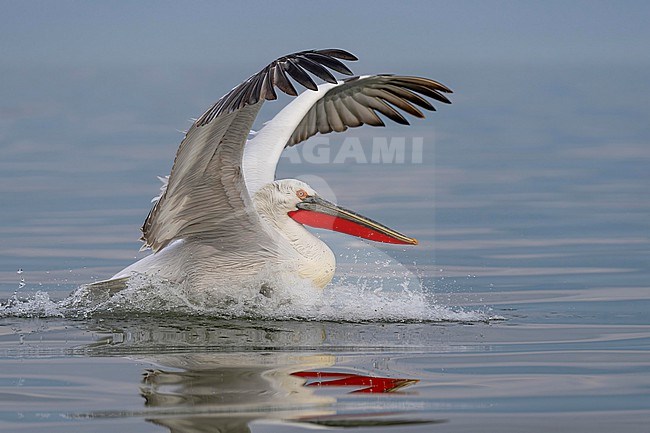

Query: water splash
left=1, top=272, right=496, bottom=323
left=0, top=290, right=64, bottom=318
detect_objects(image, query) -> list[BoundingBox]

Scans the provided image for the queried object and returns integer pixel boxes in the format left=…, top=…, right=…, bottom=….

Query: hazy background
left=1, top=1, right=649, bottom=292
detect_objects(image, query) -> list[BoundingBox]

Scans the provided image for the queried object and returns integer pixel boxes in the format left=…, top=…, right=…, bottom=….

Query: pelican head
left=254, top=179, right=418, bottom=245
left=252, top=179, right=417, bottom=288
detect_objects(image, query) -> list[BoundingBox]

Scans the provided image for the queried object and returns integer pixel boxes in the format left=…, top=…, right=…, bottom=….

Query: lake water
left=1, top=62, right=649, bottom=432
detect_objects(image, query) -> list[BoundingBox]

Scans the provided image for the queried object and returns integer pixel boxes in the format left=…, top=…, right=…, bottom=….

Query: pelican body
left=101, top=49, right=451, bottom=294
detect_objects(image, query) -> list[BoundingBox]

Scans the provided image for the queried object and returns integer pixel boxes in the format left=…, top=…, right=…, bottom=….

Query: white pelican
left=95, top=49, right=451, bottom=295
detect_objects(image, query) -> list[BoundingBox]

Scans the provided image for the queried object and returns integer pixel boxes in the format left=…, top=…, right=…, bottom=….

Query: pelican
left=96, top=49, right=451, bottom=296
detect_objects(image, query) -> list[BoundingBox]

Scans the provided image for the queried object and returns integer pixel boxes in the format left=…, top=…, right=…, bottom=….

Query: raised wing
left=287, top=75, right=451, bottom=146
left=243, top=75, right=452, bottom=194
left=141, top=49, right=357, bottom=252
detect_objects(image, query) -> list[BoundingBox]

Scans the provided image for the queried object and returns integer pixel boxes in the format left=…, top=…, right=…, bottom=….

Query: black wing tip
left=391, top=76, right=453, bottom=105
left=364, top=75, right=452, bottom=126
left=284, top=48, right=358, bottom=60
left=196, top=48, right=358, bottom=127
left=314, top=48, right=359, bottom=61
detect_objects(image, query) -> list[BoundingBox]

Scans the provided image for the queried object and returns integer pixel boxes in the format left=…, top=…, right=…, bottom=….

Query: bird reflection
left=82, top=318, right=443, bottom=432
left=139, top=353, right=327, bottom=433
left=139, top=353, right=428, bottom=433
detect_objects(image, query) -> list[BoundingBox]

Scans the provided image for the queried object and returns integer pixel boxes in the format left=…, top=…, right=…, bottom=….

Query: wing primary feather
left=352, top=93, right=410, bottom=125
left=378, top=104, right=410, bottom=125
left=315, top=49, right=359, bottom=61
left=302, top=52, right=355, bottom=75
left=294, top=56, right=339, bottom=84
left=383, top=84, right=435, bottom=110
left=390, top=77, right=453, bottom=104
left=284, top=59, right=318, bottom=91
left=231, top=81, right=252, bottom=112
left=402, top=84, right=451, bottom=104
left=365, top=88, right=424, bottom=118
left=272, top=66, right=298, bottom=96
left=343, top=96, right=386, bottom=127
left=392, top=76, right=453, bottom=94
left=241, top=73, right=262, bottom=106
left=248, top=70, right=267, bottom=105
left=259, top=66, right=277, bottom=101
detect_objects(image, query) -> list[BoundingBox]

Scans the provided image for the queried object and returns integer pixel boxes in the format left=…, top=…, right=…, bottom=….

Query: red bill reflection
left=292, top=371, right=418, bottom=393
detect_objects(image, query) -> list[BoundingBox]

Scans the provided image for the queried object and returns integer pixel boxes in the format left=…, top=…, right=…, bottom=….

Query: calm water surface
left=1, top=63, right=649, bottom=432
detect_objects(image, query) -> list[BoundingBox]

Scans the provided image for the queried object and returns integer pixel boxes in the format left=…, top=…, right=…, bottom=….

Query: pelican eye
left=296, top=189, right=309, bottom=200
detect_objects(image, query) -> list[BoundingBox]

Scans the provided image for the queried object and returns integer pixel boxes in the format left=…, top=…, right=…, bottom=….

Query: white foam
left=1, top=272, right=495, bottom=323
left=0, top=290, right=64, bottom=318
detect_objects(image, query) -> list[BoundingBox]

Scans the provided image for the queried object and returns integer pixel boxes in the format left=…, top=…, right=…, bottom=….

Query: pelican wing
left=141, top=49, right=357, bottom=252
left=287, top=75, right=452, bottom=146
left=244, top=75, right=452, bottom=194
